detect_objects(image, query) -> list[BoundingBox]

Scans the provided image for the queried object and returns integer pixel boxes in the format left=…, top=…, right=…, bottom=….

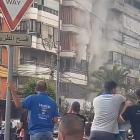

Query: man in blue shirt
left=10, top=80, right=59, bottom=140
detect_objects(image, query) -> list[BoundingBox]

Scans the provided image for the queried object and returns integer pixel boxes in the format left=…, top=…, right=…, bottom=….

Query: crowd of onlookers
left=1, top=80, right=139, bottom=140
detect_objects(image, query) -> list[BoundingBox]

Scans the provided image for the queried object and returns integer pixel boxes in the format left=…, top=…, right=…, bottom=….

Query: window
left=124, top=0, right=140, bottom=10
left=109, top=51, right=140, bottom=70
left=38, top=5, right=58, bottom=16
left=113, top=52, right=122, bottom=65
left=38, top=0, right=44, bottom=5
left=48, top=26, right=53, bottom=41
left=0, top=17, right=3, bottom=31
left=31, top=57, right=37, bottom=65
left=133, top=0, right=140, bottom=9
left=133, top=59, right=140, bottom=70
left=29, top=19, right=36, bottom=33
left=20, top=21, right=27, bottom=32
left=81, top=60, right=87, bottom=73
left=31, top=2, right=38, bottom=8
left=122, top=55, right=133, bottom=68
left=36, top=22, right=42, bottom=36
left=53, top=28, right=58, bottom=46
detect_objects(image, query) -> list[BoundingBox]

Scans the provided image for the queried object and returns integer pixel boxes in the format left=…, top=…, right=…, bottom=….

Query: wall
left=0, top=19, right=9, bottom=99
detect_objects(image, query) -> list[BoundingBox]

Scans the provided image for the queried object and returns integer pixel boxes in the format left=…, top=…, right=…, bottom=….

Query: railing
left=20, top=59, right=54, bottom=69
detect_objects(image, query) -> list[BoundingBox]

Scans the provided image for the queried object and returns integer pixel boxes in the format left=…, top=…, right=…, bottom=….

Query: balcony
left=37, top=6, right=59, bottom=27
left=111, top=0, right=140, bottom=21
left=62, top=0, right=92, bottom=12
left=61, top=71, right=87, bottom=85
left=62, top=24, right=81, bottom=33
left=23, top=7, right=38, bottom=20
left=60, top=50, right=76, bottom=57
left=15, top=59, right=54, bottom=79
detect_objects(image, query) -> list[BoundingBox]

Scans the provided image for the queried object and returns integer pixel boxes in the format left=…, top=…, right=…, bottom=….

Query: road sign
left=0, top=32, right=31, bottom=46
left=0, top=0, right=34, bottom=31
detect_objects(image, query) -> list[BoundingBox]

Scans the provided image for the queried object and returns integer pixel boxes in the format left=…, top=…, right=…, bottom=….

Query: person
left=120, top=89, right=140, bottom=140
left=58, top=101, right=85, bottom=140
left=9, top=80, right=59, bottom=140
left=20, top=110, right=30, bottom=140
left=89, top=80, right=126, bottom=140
left=68, top=101, right=86, bottom=123
left=19, top=127, right=25, bottom=140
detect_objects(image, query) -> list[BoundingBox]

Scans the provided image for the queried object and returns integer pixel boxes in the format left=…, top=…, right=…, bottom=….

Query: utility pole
left=4, top=46, right=14, bottom=140
left=56, top=0, right=61, bottom=107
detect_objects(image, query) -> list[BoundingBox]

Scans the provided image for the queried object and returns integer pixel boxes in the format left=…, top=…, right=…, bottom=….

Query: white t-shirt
left=91, top=94, right=125, bottom=134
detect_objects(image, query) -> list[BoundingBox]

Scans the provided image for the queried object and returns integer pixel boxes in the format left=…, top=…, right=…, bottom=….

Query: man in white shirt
left=89, top=81, right=126, bottom=140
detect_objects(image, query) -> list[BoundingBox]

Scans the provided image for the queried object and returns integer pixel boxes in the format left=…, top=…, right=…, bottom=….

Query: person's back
left=10, top=80, right=59, bottom=140
left=24, top=93, right=58, bottom=134
left=122, top=104, right=140, bottom=140
left=89, top=81, right=125, bottom=140
left=58, top=113, right=84, bottom=140
left=91, top=94, right=125, bottom=134
left=121, top=89, right=140, bottom=140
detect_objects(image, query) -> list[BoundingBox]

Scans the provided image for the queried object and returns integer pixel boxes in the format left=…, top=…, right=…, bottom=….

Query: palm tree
left=91, top=65, right=130, bottom=94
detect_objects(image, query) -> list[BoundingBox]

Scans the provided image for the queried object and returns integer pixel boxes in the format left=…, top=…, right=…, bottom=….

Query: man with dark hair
left=120, top=89, right=140, bottom=140
left=58, top=101, right=86, bottom=140
left=89, top=80, right=126, bottom=140
left=10, top=80, right=59, bottom=140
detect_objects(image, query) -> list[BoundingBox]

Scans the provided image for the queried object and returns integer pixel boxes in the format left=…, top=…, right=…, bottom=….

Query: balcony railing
left=20, top=59, right=54, bottom=69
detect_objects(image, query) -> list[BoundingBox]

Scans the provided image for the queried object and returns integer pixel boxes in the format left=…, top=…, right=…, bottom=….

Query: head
left=104, top=80, right=117, bottom=94
left=58, top=114, right=84, bottom=140
left=136, top=89, right=140, bottom=100
left=35, top=80, right=47, bottom=92
left=71, top=101, right=80, bottom=114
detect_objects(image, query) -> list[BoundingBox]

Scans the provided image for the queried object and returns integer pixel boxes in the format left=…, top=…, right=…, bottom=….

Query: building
left=60, top=0, right=92, bottom=99
left=0, top=0, right=60, bottom=119
left=88, top=0, right=140, bottom=91
left=11, top=0, right=59, bottom=90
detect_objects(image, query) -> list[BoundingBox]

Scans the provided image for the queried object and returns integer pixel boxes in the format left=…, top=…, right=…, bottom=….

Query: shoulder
left=46, top=96, right=57, bottom=107
left=24, top=95, right=34, bottom=101
left=114, top=94, right=126, bottom=101
left=48, top=96, right=56, bottom=103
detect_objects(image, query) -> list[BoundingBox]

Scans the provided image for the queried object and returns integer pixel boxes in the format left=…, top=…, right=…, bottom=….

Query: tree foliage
left=92, top=65, right=130, bottom=90
left=23, top=79, right=56, bottom=100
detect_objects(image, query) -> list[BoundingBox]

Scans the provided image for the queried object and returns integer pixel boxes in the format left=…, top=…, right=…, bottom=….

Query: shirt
left=122, top=104, right=140, bottom=140
left=22, top=93, right=59, bottom=135
left=91, top=94, right=125, bottom=134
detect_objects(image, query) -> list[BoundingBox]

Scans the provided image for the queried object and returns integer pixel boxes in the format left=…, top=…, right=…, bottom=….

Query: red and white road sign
left=0, top=0, right=34, bottom=31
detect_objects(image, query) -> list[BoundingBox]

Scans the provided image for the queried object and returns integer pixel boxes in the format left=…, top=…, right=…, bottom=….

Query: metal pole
left=56, top=0, right=61, bottom=107
left=4, top=46, right=14, bottom=140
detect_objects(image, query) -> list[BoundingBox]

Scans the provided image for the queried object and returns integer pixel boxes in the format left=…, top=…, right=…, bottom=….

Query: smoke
left=74, top=0, right=92, bottom=62
left=89, top=0, right=114, bottom=71
left=75, top=0, right=112, bottom=65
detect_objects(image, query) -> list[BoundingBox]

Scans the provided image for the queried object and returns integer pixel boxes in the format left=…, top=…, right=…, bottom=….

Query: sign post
left=4, top=46, right=13, bottom=140
left=0, top=0, right=33, bottom=139
left=0, top=33, right=31, bottom=139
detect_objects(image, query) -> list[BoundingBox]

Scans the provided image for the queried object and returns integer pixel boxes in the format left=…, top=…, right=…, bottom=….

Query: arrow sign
left=0, top=0, right=34, bottom=31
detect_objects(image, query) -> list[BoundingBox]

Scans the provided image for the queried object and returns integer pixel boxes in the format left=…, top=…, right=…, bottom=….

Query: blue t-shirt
left=22, top=93, right=59, bottom=135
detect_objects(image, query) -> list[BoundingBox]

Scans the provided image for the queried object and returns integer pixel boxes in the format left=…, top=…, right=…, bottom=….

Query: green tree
left=23, top=79, right=56, bottom=100
left=92, top=65, right=130, bottom=94
left=23, top=79, right=36, bottom=97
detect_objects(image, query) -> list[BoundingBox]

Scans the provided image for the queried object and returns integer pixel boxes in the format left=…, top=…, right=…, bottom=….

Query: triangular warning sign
left=0, top=0, right=33, bottom=31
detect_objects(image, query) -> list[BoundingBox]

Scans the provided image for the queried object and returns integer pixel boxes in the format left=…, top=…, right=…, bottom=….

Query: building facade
left=11, top=0, right=59, bottom=90
left=60, top=0, right=92, bottom=99
left=88, top=0, right=140, bottom=90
